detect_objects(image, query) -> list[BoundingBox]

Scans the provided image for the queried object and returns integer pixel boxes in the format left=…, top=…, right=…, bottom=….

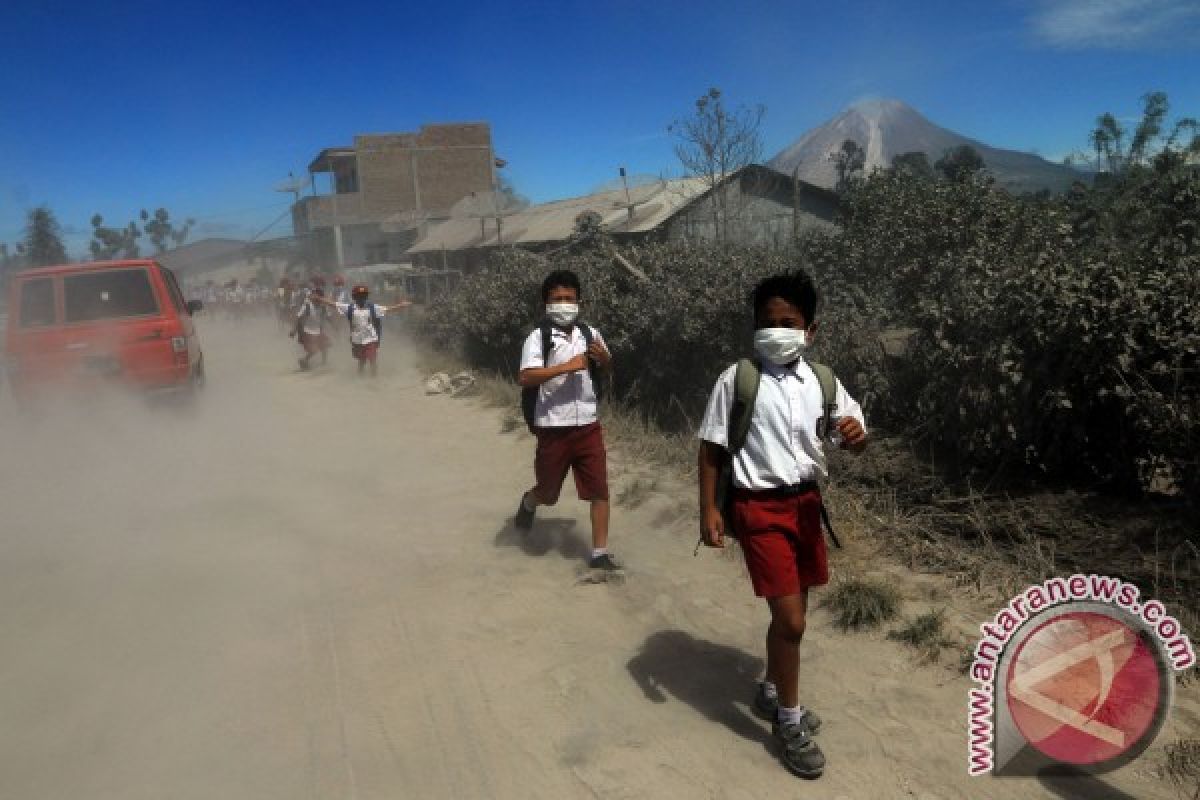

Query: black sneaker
left=588, top=553, right=621, bottom=571
left=772, top=719, right=826, bottom=779
left=514, top=493, right=535, bottom=530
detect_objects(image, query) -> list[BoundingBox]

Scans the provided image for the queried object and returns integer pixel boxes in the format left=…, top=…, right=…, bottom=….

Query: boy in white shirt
left=697, top=272, right=868, bottom=780
left=290, top=287, right=331, bottom=370
left=513, top=270, right=618, bottom=571
left=313, top=284, right=410, bottom=376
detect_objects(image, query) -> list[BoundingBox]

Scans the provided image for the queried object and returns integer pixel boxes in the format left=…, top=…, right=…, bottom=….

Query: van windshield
left=64, top=269, right=159, bottom=323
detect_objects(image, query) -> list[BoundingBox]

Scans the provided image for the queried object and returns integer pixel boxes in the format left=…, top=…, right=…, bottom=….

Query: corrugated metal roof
left=407, top=176, right=714, bottom=254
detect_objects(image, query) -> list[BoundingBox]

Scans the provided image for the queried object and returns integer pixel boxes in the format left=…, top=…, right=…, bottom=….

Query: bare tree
left=669, top=88, right=765, bottom=243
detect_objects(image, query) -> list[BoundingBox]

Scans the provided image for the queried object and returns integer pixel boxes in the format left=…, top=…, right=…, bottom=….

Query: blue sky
left=1, top=0, right=1198, bottom=256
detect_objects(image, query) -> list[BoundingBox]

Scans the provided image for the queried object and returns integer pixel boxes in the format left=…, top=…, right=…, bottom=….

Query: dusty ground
left=0, top=316, right=1194, bottom=799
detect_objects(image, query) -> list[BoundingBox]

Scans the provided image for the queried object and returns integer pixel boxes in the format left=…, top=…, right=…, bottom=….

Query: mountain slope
left=769, top=99, right=1084, bottom=193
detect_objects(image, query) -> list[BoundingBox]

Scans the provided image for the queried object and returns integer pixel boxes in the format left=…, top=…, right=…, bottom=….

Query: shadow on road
left=626, top=629, right=769, bottom=747
left=494, top=517, right=590, bottom=561
left=1037, top=766, right=1139, bottom=800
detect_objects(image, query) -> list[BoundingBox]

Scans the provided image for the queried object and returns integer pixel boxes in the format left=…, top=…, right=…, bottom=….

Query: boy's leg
left=766, top=591, right=808, bottom=709
left=571, top=423, right=615, bottom=563
left=516, top=428, right=571, bottom=529
left=589, top=499, right=610, bottom=551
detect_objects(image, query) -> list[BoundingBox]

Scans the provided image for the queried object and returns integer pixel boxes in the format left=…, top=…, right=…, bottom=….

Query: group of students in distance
left=289, top=282, right=412, bottom=376
left=514, top=268, right=868, bottom=780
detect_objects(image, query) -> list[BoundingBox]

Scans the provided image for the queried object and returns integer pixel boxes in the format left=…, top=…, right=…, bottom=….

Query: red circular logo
left=1005, top=610, right=1164, bottom=766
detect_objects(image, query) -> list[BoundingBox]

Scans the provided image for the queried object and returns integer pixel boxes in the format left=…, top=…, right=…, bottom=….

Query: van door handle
left=65, top=342, right=90, bottom=350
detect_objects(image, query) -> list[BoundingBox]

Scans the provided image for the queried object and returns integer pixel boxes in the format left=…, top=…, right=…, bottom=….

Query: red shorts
left=533, top=422, right=609, bottom=504
left=351, top=341, right=379, bottom=363
left=301, top=332, right=330, bottom=355
left=732, top=488, right=829, bottom=597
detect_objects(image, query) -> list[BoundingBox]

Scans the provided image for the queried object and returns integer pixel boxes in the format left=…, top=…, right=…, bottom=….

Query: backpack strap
left=575, top=322, right=603, bottom=393
left=522, top=321, right=557, bottom=433
left=539, top=320, right=554, bottom=363
left=806, top=360, right=837, bottom=441
left=805, top=359, right=844, bottom=550
left=727, top=358, right=762, bottom=454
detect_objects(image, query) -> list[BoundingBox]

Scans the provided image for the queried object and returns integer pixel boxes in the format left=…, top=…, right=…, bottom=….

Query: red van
left=3, top=259, right=205, bottom=403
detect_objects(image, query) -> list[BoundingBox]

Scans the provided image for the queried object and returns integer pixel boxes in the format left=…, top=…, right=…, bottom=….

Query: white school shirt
left=519, top=324, right=607, bottom=428
left=697, top=358, right=867, bottom=487
left=335, top=301, right=385, bottom=345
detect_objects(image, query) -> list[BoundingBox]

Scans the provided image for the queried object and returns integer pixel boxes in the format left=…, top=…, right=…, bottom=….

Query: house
left=405, top=165, right=838, bottom=272
left=291, top=123, right=498, bottom=268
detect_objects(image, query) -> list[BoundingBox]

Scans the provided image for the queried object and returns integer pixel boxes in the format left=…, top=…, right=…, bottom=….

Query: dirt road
left=0, top=317, right=1191, bottom=799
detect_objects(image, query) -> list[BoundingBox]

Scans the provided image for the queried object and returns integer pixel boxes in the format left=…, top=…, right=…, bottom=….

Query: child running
left=512, top=270, right=618, bottom=571
left=313, top=284, right=410, bottom=376
left=696, top=271, right=868, bottom=781
left=290, top=286, right=331, bottom=370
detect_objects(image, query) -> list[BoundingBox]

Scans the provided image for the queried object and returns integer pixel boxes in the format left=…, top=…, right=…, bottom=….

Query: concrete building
left=407, top=165, right=838, bottom=272
left=291, top=123, right=497, bottom=268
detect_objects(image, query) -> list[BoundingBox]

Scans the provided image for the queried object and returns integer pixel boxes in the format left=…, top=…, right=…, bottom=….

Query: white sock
left=591, top=548, right=608, bottom=559
left=777, top=704, right=808, bottom=725
left=761, top=680, right=778, bottom=699
left=522, top=492, right=537, bottom=512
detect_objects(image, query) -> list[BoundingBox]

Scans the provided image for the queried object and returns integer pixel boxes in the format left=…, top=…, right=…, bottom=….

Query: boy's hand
left=836, top=417, right=867, bottom=449
left=587, top=342, right=611, bottom=368
left=701, top=507, right=726, bottom=548
left=560, top=354, right=589, bottom=374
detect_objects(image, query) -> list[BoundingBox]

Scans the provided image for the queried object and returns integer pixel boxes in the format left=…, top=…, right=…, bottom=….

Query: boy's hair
left=752, top=271, right=818, bottom=327
left=541, top=270, right=582, bottom=303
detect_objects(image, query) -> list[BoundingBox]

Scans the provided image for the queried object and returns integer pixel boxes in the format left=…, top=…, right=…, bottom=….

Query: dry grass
left=819, top=577, right=901, bottom=632
left=616, top=477, right=659, bottom=510
left=888, top=609, right=955, bottom=664
left=1158, top=739, right=1200, bottom=800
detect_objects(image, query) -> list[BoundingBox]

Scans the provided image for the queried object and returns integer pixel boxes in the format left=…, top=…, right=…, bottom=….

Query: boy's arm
left=379, top=300, right=412, bottom=312
left=696, top=370, right=735, bottom=548
left=697, top=441, right=726, bottom=548
left=833, top=379, right=869, bottom=453
left=518, top=356, right=587, bottom=387
left=587, top=329, right=613, bottom=374
left=517, top=330, right=587, bottom=387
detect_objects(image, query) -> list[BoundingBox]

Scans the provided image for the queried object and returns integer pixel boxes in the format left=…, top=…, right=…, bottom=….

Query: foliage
left=89, top=207, right=193, bottom=260
left=799, top=126, right=1199, bottom=498
left=934, top=144, right=985, bottom=182
left=1086, top=91, right=1199, bottom=176
left=891, top=151, right=935, bottom=181
left=832, top=139, right=866, bottom=192
left=140, top=208, right=195, bottom=253
left=24, top=206, right=68, bottom=266
left=89, top=215, right=141, bottom=260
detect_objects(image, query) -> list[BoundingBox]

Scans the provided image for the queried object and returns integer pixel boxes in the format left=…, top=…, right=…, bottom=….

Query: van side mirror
left=186, top=300, right=203, bottom=314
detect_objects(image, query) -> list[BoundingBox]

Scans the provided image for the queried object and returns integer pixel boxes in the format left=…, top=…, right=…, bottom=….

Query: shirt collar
left=760, top=358, right=808, bottom=380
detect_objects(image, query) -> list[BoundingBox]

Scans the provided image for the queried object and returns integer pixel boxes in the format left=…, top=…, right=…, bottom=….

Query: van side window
left=19, top=278, right=55, bottom=328
left=161, top=267, right=187, bottom=313
left=64, top=268, right=159, bottom=323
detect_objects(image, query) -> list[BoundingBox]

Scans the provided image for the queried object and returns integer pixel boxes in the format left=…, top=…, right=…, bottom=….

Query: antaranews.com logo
left=967, top=574, right=1195, bottom=777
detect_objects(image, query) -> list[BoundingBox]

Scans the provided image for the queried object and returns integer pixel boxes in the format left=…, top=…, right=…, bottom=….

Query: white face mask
left=753, top=327, right=807, bottom=365
left=546, top=303, right=579, bottom=327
